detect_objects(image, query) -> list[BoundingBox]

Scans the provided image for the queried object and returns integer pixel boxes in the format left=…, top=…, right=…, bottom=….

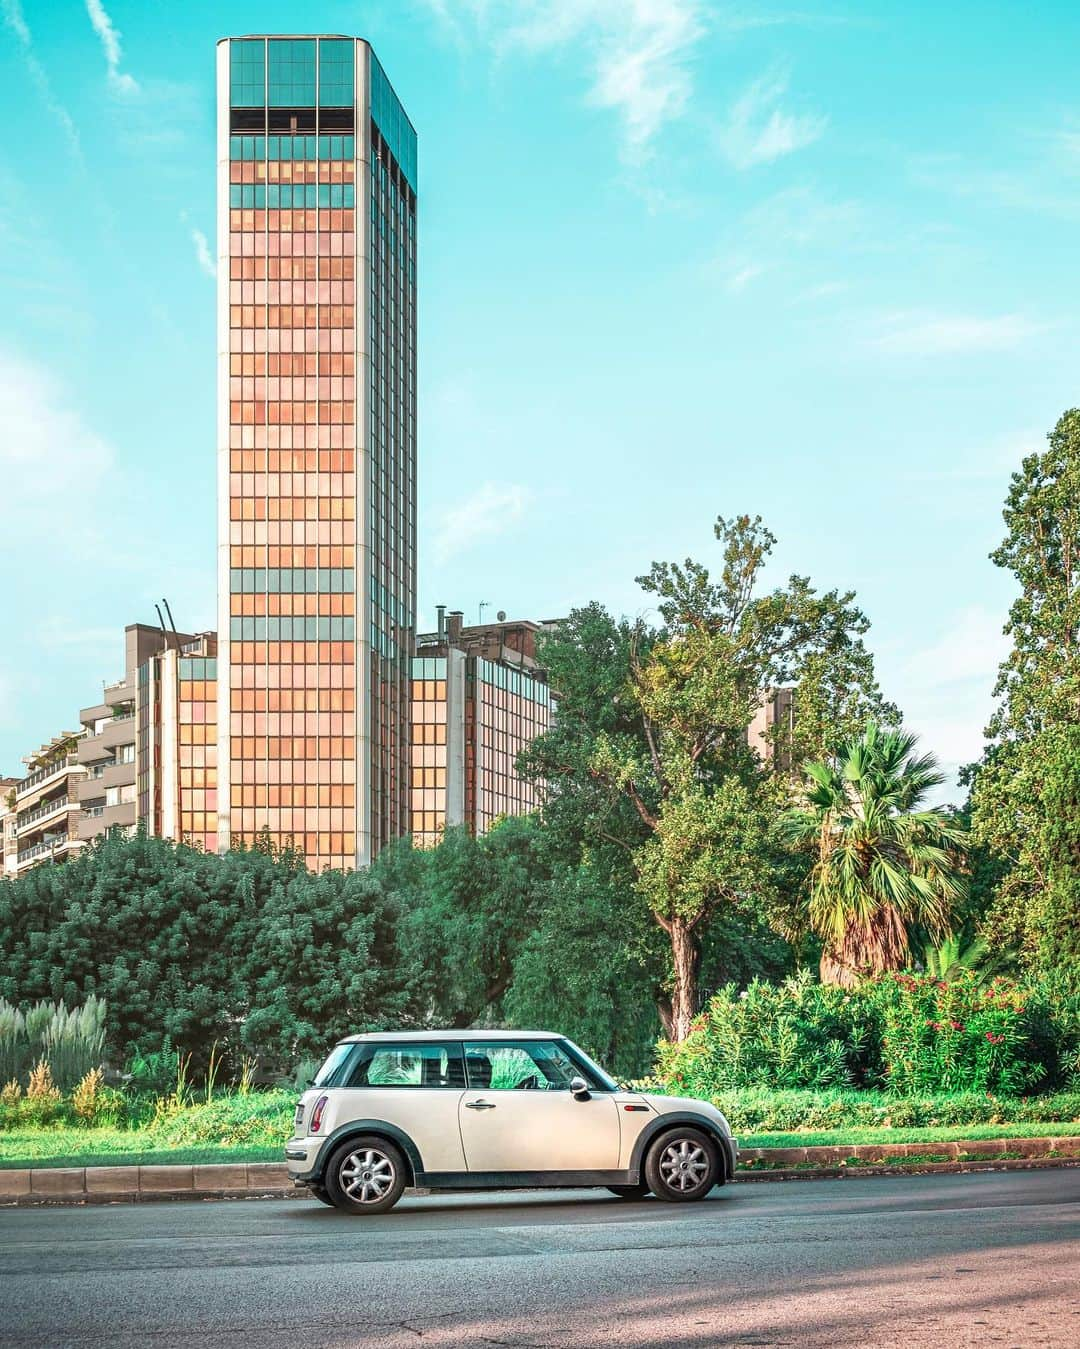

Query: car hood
left=624, top=1091, right=732, bottom=1136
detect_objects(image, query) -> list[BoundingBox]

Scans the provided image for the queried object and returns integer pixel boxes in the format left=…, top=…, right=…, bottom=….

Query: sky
left=1, top=1, right=1078, bottom=796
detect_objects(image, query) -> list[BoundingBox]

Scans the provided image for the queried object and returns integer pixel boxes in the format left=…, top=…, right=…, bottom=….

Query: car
left=285, top=1029, right=738, bottom=1213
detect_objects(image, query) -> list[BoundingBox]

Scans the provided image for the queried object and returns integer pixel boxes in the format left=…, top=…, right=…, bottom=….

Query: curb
left=2, top=1139, right=1078, bottom=1206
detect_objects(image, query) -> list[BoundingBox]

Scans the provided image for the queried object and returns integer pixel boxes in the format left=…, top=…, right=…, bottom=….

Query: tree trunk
left=667, top=916, right=702, bottom=1042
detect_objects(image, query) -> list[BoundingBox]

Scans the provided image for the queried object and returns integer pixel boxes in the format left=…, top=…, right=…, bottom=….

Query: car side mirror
left=570, top=1076, right=591, bottom=1101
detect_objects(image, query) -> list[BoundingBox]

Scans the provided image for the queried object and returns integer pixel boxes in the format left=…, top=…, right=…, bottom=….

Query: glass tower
left=216, top=36, right=417, bottom=868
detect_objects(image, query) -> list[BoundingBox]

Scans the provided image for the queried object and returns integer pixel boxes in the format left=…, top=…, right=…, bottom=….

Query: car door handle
left=465, top=1099, right=496, bottom=1110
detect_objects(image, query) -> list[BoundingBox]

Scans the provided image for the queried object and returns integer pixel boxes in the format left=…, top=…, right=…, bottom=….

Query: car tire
left=606, top=1183, right=651, bottom=1200
left=644, top=1127, right=720, bottom=1203
left=309, top=1185, right=336, bottom=1207
left=324, top=1135, right=408, bottom=1215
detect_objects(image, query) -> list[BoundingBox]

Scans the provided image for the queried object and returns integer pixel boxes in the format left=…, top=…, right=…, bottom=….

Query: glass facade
left=409, top=651, right=551, bottom=847
left=468, top=661, right=551, bottom=834
left=410, top=656, right=447, bottom=846
left=220, top=37, right=416, bottom=869
left=178, top=657, right=218, bottom=851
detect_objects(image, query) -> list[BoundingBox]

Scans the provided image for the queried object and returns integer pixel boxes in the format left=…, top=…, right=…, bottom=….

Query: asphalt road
left=0, top=1170, right=1077, bottom=1347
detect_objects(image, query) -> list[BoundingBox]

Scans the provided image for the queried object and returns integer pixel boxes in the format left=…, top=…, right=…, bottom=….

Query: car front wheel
left=324, top=1136, right=407, bottom=1214
left=644, top=1128, right=720, bottom=1202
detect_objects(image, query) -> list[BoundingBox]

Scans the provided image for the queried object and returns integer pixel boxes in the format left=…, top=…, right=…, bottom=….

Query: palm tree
left=780, top=723, right=968, bottom=987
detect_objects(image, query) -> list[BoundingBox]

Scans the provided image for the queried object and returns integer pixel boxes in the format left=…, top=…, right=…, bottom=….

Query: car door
left=343, top=1041, right=468, bottom=1173
left=457, top=1039, right=620, bottom=1174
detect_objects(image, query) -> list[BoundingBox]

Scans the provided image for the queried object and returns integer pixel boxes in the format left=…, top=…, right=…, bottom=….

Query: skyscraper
left=217, top=36, right=417, bottom=869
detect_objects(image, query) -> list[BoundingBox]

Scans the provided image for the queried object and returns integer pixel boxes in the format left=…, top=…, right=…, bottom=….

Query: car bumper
left=285, top=1136, right=322, bottom=1183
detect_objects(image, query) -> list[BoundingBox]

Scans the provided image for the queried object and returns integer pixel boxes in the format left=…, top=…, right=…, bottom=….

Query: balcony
left=16, top=756, right=81, bottom=799
left=15, top=795, right=73, bottom=835
left=78, top=715, right=137, bottom=764
left=16, top=832, right=76, bottom=867
left=77, top=801, right=136, bottom=841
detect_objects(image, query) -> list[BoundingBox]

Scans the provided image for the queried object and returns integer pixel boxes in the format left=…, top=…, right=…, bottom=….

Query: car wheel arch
left=313, top=1119, right=424, bottom=1186
left=629, top=1112, right=732, bottom=1182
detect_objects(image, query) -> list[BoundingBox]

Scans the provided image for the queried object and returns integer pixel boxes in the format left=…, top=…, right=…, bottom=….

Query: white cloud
left=716, top=67, right=826, bottom=169
left=0, top=352, right=113, bottom=508
left=874, top=311, right=1045, bottom=355
left=420, top=0, right=706, bottom=162
left=895, top=606, right=1009, bottom=795
left=85, top=0, right=139, bottom=96
left=190, top=227, right=215, bottom=278
left=725, top=261, right=767, bottom=291
left=432, top=483, right=533, bottom=564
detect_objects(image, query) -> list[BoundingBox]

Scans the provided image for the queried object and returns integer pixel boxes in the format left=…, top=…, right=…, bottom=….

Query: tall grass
left=0, top=996, right=108, bottom=1090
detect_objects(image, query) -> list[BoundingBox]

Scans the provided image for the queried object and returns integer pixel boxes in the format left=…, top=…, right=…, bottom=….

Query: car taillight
left=310, top=1094, right=329, bottom=1133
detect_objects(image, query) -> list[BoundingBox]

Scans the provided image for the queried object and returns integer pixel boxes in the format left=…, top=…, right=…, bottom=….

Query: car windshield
left=311, top=1043, right=354, bottom=1087
left=562, top=1040, right=619, bottom=1092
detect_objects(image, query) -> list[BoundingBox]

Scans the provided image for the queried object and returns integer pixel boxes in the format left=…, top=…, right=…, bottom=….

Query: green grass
left=0, top=1131, right=282, bottom=1169
left=739, top=1120, right=1080, bottom=1149
left=5, top=1117, right=1080, bottom=1171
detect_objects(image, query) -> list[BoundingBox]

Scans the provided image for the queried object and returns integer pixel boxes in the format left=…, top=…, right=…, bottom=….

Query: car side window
left=344, top=1043, right=466, bottom=1088
left=463, top=1041, right=579, bottom=1092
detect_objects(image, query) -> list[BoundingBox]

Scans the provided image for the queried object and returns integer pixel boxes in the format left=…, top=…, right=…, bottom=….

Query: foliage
left=21, top=1059, right=63, bottom=1126
left=525, top=515, right=897, bottom=1040
left=704, top=1087, right=1080, bottom=1135
left=655, top=972, right=880, bottom=1094
left=879, top=972, right=1040, bottom=1096
left=922, top=931, right=1007, bottom=985
left=970, top=409, right=1080, bottom=977
left=0, top=995, right=107, bottom=1090
left=780, top=724, right=967, bottom=985
left=656, top=969, right=1067, bottom=1099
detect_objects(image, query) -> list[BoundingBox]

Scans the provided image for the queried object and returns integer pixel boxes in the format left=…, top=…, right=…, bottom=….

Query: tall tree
left=526, top=515, right=897, bottom=1039
left=970, top=410, right=1080, bottom=973
left=780, top=724, right=967, bottom=985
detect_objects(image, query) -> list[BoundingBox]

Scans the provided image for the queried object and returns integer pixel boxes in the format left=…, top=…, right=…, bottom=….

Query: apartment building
left=10, top=734, right=86, bottom=874
left=411, top=610, right=555, bottom=847
left=0, top=777, right=21, bottom=877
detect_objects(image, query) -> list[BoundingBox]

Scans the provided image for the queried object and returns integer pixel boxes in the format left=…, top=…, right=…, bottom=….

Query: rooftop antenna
left=154, top=603, right=168, bottom=639
left=478, top=601, right=489, bottom=625
left=161, top=598, right=180, bottom=647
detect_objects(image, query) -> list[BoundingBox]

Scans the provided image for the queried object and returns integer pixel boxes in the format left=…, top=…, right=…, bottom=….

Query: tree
left=780, top=724, right=968, bottom=986
left=525, top=515, right=897, bottom=1039
left=969, top=409, right=1080, bottom=975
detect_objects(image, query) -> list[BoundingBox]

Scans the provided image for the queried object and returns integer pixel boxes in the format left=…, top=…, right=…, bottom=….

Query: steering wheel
left=514, top=1074, right=539, bottom=1090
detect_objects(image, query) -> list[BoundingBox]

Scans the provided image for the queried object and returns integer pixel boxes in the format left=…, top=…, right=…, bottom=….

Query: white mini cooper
left=286, top=1030, right=737, bottom=1213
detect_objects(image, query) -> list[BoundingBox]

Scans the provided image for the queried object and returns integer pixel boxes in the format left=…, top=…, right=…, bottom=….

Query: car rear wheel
left=324, top=1136, right=407, bottom=1214
left=644, top=1128, right=719, bottom=1202
left=606, top=1183, right=651, bottom=1200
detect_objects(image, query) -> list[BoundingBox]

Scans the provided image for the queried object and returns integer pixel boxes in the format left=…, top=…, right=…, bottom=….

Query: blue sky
left=1, top=1, right=1078, bottom=794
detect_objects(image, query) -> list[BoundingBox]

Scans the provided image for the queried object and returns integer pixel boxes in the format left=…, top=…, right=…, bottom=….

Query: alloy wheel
left=338, top=1147, right=396, bottom=1204
left=658, top=1138, right=710, bottom=1193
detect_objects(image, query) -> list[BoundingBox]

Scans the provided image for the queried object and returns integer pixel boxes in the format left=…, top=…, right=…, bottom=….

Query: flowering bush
left=875, top=972, right=1042, bottom=1095
left=657, top=969, right=1059, bottom=1098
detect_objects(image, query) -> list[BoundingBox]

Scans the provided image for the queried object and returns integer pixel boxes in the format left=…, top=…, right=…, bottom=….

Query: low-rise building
left=748, top=686, right=796, bottom=772
left=411, top=610, right=556, bottom=847
left=11, top=734, right=86, bottom=874
left=137, top=631, right=218, bottom=851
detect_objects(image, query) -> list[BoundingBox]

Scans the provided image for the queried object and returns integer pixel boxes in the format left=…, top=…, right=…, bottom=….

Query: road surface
left=1, top=1169, right=1077, bottom=1346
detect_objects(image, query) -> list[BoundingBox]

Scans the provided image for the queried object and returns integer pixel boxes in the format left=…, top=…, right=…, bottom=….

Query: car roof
left=337, top=1029, right=564, bottom=1044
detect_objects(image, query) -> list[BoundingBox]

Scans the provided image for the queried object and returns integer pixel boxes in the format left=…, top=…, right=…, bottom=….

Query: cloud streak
left=874, top=311, right=1045, bottom=355
left=2, top=0, right=81, bottom=158
left=420, top=0, right=707, bottom=163
left=432, top=482, right=533, bottom=564
left=85, top=0, right=139, bottom=96
left=190, top=227, right=215, bottom=278
left=715, top=67, right=826, bottom=169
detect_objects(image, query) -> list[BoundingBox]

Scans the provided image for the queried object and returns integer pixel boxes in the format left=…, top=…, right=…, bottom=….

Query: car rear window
left=342, top=1042, right=466, bottom=1088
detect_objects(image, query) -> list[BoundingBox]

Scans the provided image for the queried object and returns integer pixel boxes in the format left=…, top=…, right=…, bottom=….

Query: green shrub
left=655, top=971, right=882, bottom=1095
left=697, top=1087, right=1080, bottom=1134
left=874, top=972, right=1043, bottom=1096
left=657, top=969, right=1062, bottom=1098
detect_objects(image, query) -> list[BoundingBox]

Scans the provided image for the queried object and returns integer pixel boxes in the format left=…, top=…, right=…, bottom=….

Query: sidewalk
left=2, top=1135, right=1079, bottom=1205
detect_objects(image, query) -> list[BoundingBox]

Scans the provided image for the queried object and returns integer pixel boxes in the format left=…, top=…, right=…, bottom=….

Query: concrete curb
left=2, top=1139, right=1078, bottom=1206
